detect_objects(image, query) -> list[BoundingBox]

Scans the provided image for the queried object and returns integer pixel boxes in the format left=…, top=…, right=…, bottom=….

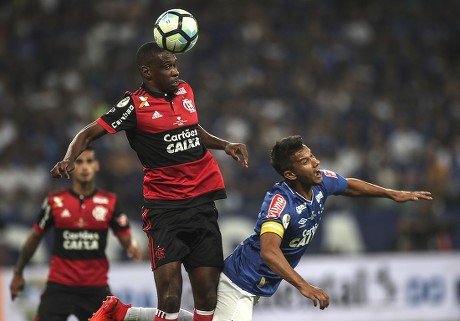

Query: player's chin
left=169, top=81, right=179, bottom=91
left=313, top=176, right=323, bottom=184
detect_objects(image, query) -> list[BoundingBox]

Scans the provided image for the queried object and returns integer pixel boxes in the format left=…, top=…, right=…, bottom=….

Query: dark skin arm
left=50, top=121, right=107, bottom=179
left=198, top=125, right=249, bottom=168
left=10, top=230, right=44, bottom=300
left=260, top=232, right=329, bottom=310
left=343, top=178, right=433, bottom=202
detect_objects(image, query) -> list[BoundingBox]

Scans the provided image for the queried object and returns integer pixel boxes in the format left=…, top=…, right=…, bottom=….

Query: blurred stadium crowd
left=1, top=0, right=459, bottom=264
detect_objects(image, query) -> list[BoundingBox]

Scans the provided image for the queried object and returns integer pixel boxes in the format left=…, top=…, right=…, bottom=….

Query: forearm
left=14, top=233, right=42, bottom=275
left=344, top=178, right=396, bottom=199
left=198, top=125, right=229, bottom=150
left=262, top=248, right=309, bottom=290
left=63, top=121, right=103, bottom=162
left=117, top=234, right=134, bottom=250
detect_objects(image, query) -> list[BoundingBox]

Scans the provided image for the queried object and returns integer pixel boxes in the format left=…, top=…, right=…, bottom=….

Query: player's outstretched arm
left=198, top=125, right=249, bottom=168
left=343, top=178, right=433, bottom=202
left=260, top=232, right=329, bottom=310
left=50, top=121, right=107, bottom=179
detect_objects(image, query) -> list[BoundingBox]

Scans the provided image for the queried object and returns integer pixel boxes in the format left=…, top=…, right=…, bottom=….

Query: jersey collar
left=141, top=83, right=176, bottom=100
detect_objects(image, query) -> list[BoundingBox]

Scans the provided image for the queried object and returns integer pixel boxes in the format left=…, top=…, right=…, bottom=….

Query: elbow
left=260, top=249, right=275, bottom=264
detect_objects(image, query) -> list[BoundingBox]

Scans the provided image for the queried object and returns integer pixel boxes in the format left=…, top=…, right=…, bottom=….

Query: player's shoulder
left=321, top=169, right=339, bottom=179
left=47, top=188, right=69, bottom=198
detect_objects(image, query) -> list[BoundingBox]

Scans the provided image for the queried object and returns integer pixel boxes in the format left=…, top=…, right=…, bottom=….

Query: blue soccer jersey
left=223, top=170, right=348, bottom=297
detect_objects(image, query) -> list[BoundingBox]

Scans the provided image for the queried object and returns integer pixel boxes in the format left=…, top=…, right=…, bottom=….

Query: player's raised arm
left=50, top=121, right=107, bottom=179
left=343, top=178, right=433, bottom=202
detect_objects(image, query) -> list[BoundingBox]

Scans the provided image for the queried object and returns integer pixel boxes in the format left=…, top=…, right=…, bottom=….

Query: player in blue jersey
left=213, top=135, right=432, bottom=321
left=89, top=135, right=432, bottom=321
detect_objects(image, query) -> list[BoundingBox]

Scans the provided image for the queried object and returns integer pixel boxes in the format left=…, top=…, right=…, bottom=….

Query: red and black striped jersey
left=34, top=188, right=130, bottom=287
left=97, top=80, right=226, bottom=208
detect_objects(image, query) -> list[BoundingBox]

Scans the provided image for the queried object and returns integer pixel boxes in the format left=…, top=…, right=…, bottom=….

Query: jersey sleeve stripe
left=261, top=221, right=284, bottom=238
left=96, top=117, right=116, bottom=134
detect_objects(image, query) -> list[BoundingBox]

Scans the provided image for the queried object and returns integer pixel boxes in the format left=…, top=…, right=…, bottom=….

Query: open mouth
left=314, top=169, right=321, bottom=178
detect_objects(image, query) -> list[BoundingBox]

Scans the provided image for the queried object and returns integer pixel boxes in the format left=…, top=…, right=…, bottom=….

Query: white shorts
left=213, top=273, right=258, bottom=321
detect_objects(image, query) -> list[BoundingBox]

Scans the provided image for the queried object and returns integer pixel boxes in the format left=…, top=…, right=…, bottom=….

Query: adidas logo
left=152, top=111, right=163, bottom=119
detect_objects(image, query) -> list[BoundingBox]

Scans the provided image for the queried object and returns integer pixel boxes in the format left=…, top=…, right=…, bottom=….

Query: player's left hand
left=225, top=143, right=249, bottom=168
left=127, top=240, right=143, bottom=261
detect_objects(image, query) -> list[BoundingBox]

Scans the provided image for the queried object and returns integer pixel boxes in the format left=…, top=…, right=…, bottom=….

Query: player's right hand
left=10, top=274, right=25, bottom=301
left=50, top=160, right=74, bottom=179
left=300, top=284, right=330, bottom=310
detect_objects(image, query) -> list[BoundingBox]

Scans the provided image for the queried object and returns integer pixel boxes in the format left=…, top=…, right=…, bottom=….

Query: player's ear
left=94, top=160, right=100, bottom=172
left=141, top=65, right=151, bottom=80
left=284, top=170, right=296, bottom=181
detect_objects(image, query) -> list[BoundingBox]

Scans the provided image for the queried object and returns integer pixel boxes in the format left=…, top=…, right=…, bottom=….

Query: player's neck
left=72, top=182, right=96, bottom=197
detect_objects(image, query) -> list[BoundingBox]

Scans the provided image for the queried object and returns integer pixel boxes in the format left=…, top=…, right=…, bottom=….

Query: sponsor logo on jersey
left=139, top=96, right=150, bottom=108
left=63, top=230, right=100, bottom=250
left=289, top=223, right=319, bottom=247
left=267, top=194, right=286, bottom=219
left=175, top=87, right=187, bottom=95
left=323, top=170, right=337, bottom=179
left=164, top=128, right=200, bottom=154
left=92, top=205, right=108, bottom=221
left=152, top=111, right=163, bottom=119
left=93, top=196, right=109, bottom=204
left=52, top=196, right=64, bottom=208
left=111, top=105, right=134, bottom=128
left=296, top=202, right=307, bottom=214
left=116, top=96, right=130, bottom=108
left=182, top=98, right=195, bottom=113
left=173, top=116, right=187, bottom=126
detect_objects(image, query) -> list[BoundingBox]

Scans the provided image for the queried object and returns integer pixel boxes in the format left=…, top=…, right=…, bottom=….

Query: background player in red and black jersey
left=11, top=148, right=143, bottom=321
left=50, top=42, right=249, bottom=321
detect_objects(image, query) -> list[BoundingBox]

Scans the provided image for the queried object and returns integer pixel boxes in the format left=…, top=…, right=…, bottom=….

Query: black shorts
left=36, top=282, right=111, bottom=321
left=142, top=202, right=224, bottom=271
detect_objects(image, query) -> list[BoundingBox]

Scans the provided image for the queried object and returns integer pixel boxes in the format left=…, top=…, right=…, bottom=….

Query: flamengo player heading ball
left=153, top=8, right=199, bottom=53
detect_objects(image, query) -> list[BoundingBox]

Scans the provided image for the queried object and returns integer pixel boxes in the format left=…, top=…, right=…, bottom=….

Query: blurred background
left=1, top=0, right=460, bottom=267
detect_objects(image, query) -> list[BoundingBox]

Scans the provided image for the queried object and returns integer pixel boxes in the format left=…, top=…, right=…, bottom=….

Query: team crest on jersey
left=116, top=96, right=130, bottom=108
left=139, top=96, right=150, bottom=108
left=182, top=98, right=195, bottom=113
left=175, top=87, right=187, bottom=95
left=315, top=191, right=324, bottom=203
left=267, top=194, right=287, bottom=219
left=92, top=205, right=108, bottom=221
left=322, top=170, right=337, bottom=178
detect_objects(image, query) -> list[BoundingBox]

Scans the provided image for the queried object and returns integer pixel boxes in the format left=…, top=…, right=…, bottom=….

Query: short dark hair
left=270, top=135, right=305, bottom=176
left=135, top=42, right=164, bottom=70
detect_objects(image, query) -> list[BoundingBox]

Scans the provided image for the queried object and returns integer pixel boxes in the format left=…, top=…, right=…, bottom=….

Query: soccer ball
left=153, top=9, right=199, bottom=54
